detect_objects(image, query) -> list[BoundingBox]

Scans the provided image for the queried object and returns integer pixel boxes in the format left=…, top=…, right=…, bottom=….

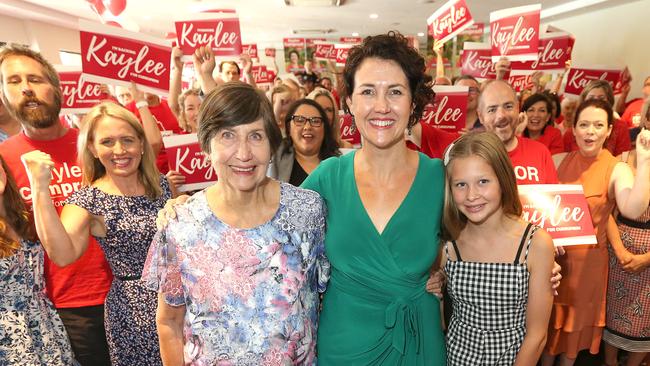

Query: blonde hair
left=442, top=131, right=522, bottom=240
left=178, top=88, right=201, bottom=132
left=78, top=102, right=162, bottom=199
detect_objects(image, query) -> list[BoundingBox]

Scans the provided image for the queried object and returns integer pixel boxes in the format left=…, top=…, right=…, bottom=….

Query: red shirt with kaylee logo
left=0, top=129, right=112, bottom=308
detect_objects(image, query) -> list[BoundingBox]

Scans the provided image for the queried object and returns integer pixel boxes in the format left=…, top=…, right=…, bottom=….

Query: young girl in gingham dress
left=439, top=132, right=555, bottom=365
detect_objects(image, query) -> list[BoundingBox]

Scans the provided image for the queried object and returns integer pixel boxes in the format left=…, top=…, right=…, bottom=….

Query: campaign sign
left=427, top=0, right=475, bottom=47
left=508, top=72, right=534, bottom=92
left=340, top=37, right=362, bottom=44
left=251, top=65, right=271, bottom=85
left=283, top=38, right=306, bottom=73
left=461, top=42, right=509, bottom=80
left=175, top=13, right=242, bottom=61
left=265, top=47, right=276, bottom=57
left=56, top=66, right=108, bottom=114
left=163, top=134, right=217, bottom=192
left=314, top=42, right=336, bottom=61
left=335, top=43, right=354, bottom=67
left=420, top=85, right=469, bottom=132
left=519, top=184, right=597, bottom=246
left=79, top=20, right=172, bottom=96
left=564, top=65, right=625, bottom=97
left=242, top=43, right=258, bottom=59
left=490, top=4, right=541, bottom=62
left=339, top=113, right=361, bottom=147
left=511, top=32, right=574, bottom=72
left=461, top=22, right=484, bottom=36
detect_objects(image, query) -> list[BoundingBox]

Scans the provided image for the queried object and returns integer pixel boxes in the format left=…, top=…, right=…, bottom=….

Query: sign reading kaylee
left=518, top=184, right=597, bottom=246
left=163, top=134, right=217, bottom=192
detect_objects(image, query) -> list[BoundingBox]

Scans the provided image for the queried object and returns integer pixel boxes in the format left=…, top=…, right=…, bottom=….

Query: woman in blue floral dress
left=143, top=82, right=329, bottom=365
left=0, top=155, right=74, bottom=366
left=22, top=102, right=171, bottom=365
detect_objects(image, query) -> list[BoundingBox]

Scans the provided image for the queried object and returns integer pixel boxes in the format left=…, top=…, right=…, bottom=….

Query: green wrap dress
left=302, top=151, right=446, bottom=365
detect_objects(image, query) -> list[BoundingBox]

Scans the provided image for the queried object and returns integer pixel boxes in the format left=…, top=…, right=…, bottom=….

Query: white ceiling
left=1, top=0, right=642, bottom=47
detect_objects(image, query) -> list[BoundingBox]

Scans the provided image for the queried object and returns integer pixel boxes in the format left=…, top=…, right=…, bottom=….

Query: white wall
left=544, top=0, right=650, bottom=99
left=0, top=14, right=80, bottom=64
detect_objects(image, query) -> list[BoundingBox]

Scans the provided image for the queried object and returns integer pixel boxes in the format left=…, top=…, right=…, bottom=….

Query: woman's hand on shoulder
left=425, top=270, right=445, bottom=299
left=156, top=195, right=191, bottom=230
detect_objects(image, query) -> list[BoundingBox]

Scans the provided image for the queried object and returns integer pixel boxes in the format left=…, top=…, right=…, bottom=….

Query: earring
left=141, top=150, right=144, bottom=155
left=350, top=115, right=357, bottom=134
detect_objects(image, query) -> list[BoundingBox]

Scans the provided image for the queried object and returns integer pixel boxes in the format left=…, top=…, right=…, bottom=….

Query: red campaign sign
left=283, top=37, right=305, bottom=48
left=57, top=67, right=109, bottom=114
left=461, top=22, right=484, bottom=36
left=564, top=66, right=625, bottom=97
left=510, top=32, right=574, bottom=72
left=163, top=134, right=217, bottom=192
left=79, top=20, right=172, bottom=96
left=419, top=86, right=468, bottom=132
left=267, top=69, right=277, bottom=83
left=427, top=0, right=475, bottom=47
left=335, top=44, right=354, bottom=67
left=490, top=4, right=541, bottom=62
left=265, top=48, right=276, bottom=57
left=518, top=184, right=597, bottom=246
left=339, top=113, right=361, bottom=147
left=251, top=65, right=271, bottom=84
left=314, top=42, right=336, bottom=61
left=508, top=73, right=534, bottom=92
left=242, top=43, right=258, bottom=59
left=340, top=37, right=362, bottom=44
left=306, top=38, right=327, bottom=47
left=174, top=13, right=242, bottom=61
left=461, top=42, right=509, bottom=81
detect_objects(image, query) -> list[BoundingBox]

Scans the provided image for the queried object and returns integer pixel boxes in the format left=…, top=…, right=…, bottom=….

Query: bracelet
left=135, top=101, right=148, bottom=109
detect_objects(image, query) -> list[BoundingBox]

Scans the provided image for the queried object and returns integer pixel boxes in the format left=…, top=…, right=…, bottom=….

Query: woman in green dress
left=302, top=32, right=446, bottom=365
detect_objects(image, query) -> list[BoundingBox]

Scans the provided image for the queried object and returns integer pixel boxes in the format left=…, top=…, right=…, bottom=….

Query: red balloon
left=104, top=0, right=127, bottom=17
left=87, top=0, right=105, bottom=15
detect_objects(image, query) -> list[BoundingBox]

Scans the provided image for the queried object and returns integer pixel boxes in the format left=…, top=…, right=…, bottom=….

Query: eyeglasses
left=291, top=115, right=324, bottom=127
left=468, top=87, right=480, bottom=94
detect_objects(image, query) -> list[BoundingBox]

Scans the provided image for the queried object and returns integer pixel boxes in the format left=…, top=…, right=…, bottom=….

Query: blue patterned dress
left=0, top=239, right=75, bottom=366
left=142, top=182, right=329, bottom=365
left=65, top=175, right=171, bottom=366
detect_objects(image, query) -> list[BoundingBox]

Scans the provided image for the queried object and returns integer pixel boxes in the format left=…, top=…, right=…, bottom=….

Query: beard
left=2, top=91, right=61, bottom=129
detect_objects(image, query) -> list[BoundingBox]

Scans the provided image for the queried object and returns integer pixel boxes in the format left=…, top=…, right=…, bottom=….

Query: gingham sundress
left=445, top=223, right=537, bottom=366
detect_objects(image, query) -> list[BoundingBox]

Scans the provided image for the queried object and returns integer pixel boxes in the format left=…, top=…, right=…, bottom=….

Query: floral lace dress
left=142, top=182, right=329, bottom=365
left=0, top=239, right=75, bottom=366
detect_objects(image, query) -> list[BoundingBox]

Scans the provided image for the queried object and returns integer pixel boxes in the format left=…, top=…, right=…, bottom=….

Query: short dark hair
left=197, top=82, right=282, bottom=155
left=453, top=74, right=479, bottom=86
left=542, top=91, right=561, bottom=119
left=575, top=98, right=614, bottom=128
left=284, top=99, right=341, bottom=160
left=522, top=93, right=554, bottom=136
left=218, top=60, right=240, bottom=75
left=342, top=31, right=434, bottom=129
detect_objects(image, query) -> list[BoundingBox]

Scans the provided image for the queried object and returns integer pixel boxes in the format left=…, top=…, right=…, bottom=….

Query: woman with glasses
left=269, top=99, right=341, bottom=186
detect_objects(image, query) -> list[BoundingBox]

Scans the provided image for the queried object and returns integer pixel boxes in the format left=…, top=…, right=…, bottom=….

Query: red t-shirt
left=531, top=126, right=564, bottom=155
left=127, top=99, right=182, bottom=174
left=508, top=136, right=559, bottom=185
left=408, top=122, right=459, bottom=159
left=621, top=98, right=644, bottom=128
left=562, top=119, right=631, bottom=157
left=0, top=129, right=112, bottom=308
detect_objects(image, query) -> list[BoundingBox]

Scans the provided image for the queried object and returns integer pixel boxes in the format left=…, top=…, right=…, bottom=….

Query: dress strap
left=451, top=240, right=463, bottom=261
left=513, top=223, right=533, bottom=264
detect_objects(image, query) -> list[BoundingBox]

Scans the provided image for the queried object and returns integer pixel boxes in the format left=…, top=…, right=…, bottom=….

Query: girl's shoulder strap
left=514, top=222, right=536, bottom=264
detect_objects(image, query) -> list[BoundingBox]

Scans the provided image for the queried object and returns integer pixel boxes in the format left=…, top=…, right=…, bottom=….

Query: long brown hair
left=0, top=155, right=32, bottom=258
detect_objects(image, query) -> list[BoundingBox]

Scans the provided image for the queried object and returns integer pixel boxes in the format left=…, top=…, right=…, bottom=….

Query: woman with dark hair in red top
left=522, top=93, right=564, bottom=154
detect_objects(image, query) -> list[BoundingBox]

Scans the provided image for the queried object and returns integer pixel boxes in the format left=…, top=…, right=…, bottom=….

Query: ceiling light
left=369, top=13, right=378, bottom=19
left=417, top=32, right=425, bottom=37
left=352, top=32, right=359, bottom=37
left=284, top=0, right=343, bottom=6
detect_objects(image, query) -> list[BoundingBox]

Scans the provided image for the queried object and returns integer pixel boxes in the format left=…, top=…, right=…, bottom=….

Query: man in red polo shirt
left=0, top=44, right=112, bottom=366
